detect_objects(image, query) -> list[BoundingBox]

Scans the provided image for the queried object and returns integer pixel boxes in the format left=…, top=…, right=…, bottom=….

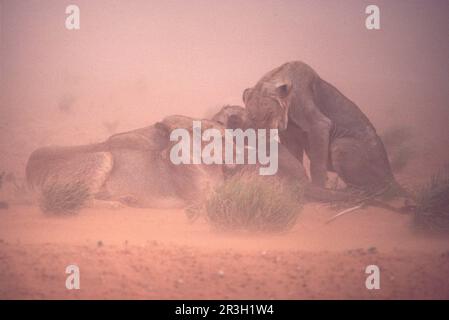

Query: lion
left=26, top=105, right=357, bottom=215
left=26, top=116, right=225, bottom=214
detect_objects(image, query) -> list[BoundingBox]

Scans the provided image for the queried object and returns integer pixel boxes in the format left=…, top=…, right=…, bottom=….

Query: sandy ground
left=0, top=201, right=448, bottom=300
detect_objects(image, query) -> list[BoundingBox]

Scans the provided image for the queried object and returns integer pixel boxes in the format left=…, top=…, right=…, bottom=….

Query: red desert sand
left=0, top=197, right=449, bottom=299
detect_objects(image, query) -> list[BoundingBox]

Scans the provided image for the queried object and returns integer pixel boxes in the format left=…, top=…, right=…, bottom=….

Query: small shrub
left=414, top=170, right=449, bottom=233
left=205, top=174, right=303, bottom=233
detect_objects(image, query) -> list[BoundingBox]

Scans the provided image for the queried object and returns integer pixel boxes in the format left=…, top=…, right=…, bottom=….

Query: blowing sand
left=0, top=200, right=448, bottom=299
left=1, top=0, right=449, bottom=301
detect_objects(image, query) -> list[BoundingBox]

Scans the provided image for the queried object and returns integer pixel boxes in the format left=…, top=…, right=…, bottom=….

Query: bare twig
left=325, top=204, right=364, bottom=224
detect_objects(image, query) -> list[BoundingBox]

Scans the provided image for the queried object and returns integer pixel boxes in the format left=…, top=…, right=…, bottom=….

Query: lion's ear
left=154, top=121, right=170, bottom=135
left=275, top=81, right=291, bottom=99
left=242, top=87, right=254, bottom=104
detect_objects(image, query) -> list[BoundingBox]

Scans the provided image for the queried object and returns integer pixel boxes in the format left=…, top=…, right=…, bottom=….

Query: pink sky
left=1, top=0, right=448, bottom=172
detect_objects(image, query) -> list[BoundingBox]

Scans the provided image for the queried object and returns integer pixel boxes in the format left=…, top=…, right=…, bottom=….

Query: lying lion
left=26, top=106, right=353, bottom=214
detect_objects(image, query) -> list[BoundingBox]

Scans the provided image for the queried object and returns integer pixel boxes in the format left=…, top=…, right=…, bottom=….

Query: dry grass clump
left=39, top=181, right=90, bottom=215
left=205, top=174, right=303, bottom=233
left=413, top=169, right=449, bottom=233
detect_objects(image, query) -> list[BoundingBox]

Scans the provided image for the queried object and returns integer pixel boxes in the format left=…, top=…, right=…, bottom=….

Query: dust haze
left=1, top=0, right=449, bottom=299
left=1, top=0, right=449, bottom=175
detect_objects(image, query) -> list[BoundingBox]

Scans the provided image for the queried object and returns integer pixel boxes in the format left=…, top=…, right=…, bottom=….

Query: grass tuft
left=413, top=169, right=449, bottom=233
left=205, top=174, right=303, bottom=233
